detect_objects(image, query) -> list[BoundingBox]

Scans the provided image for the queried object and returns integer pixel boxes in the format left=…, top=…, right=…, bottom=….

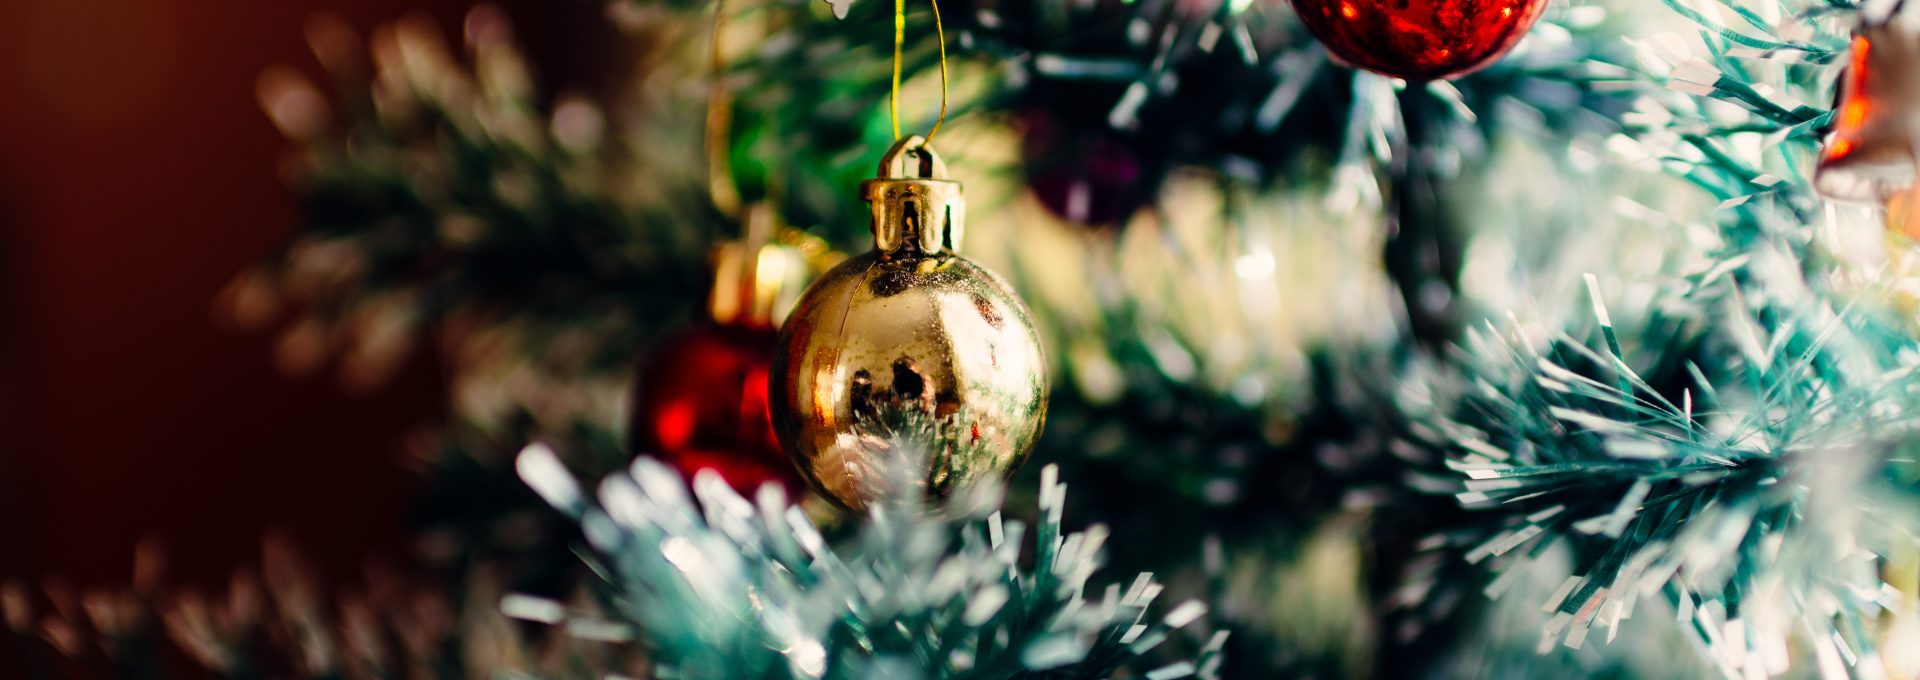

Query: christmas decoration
left=771, top=137, right=1049, bottom=512
left=1814, top=2, right=1920, bottom=203
left=1290, top=0, right=1550, bottom=81
left=632, top=323, right=786, bottom=490
left=1019, top=108, right=1150, bottom=228
left=632, top=206, right=813, bottom=493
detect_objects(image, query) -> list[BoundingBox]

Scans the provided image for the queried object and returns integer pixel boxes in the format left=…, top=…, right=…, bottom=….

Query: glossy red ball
left=1290, top=0, right=1548, bottom=81
left=1019, top=109, right=1148, bottom=228
left=632, top=324, right=800, bottom=495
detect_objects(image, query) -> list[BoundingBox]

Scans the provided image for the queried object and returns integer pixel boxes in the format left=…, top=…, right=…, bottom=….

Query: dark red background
left=0, top=0, right=624, bottom=587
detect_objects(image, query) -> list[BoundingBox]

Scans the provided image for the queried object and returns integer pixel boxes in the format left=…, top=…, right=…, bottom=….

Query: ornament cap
left=860, top=136, right=965, bottom=258
left=709, top=203, right=811, bottom=328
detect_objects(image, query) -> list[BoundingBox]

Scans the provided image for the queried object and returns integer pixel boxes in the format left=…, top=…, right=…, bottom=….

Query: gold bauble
left=770, top=137, right=1048, bottom=512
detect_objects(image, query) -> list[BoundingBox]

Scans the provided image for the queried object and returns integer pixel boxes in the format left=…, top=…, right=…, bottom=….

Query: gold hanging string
left=889, top=0, right=950, bottom=144
left=707, top=0, right=741, bottom=217
left=889, top=0, right=903, bottom=140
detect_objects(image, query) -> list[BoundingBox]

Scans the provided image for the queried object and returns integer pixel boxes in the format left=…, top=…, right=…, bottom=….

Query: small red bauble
left=1019, top=109, right=1148, bottom=228
left=1290, top=0, right=1549, bottom=81
left=632, top=324, right=800, bottom=494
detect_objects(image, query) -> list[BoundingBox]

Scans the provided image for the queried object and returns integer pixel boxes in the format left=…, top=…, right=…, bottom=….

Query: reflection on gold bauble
left=770, top=137, right=1048, bottom=512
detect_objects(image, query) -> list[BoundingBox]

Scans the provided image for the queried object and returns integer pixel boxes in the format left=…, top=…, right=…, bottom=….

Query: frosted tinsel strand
left=513, top=443, right=1223, bottom=679
left=1431, top=287, right=1920, bottom=671
left=1406, top=0, right=1920, bottom=676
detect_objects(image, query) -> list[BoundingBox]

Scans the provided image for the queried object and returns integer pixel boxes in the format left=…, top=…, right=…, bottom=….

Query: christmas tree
left=13, top=0, right=1920, bottom=677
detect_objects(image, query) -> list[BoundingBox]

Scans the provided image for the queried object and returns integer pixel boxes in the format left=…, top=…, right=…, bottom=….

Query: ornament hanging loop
left=888, top=0, right=949, bottom=142
left=875, top=136, right=947, bottom=178
left=861, top=136, right=965, bottom=258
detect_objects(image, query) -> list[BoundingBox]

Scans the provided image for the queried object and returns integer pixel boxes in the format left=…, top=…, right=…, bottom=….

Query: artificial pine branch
left=514, top=442, right=1223, bottom=679
left=1402, top=0, right=1920, bottom=674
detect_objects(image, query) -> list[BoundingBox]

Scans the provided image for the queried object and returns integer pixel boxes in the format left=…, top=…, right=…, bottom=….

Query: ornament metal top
left=770, top=137, right=1049, bottom=512
left=1815, top=3, right=1920, bottom=204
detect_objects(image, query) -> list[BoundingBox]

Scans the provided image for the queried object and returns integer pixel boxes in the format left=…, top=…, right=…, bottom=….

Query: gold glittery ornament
left=770, top=137, right=1048, bottom=511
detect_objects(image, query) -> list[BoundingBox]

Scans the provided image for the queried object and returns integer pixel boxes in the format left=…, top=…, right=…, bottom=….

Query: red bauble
left=1290, top=0, right=1548, bottom=81
left=632, top=324, right=800, bottom=494
left=1018, top=109, right=1148, bottom=229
